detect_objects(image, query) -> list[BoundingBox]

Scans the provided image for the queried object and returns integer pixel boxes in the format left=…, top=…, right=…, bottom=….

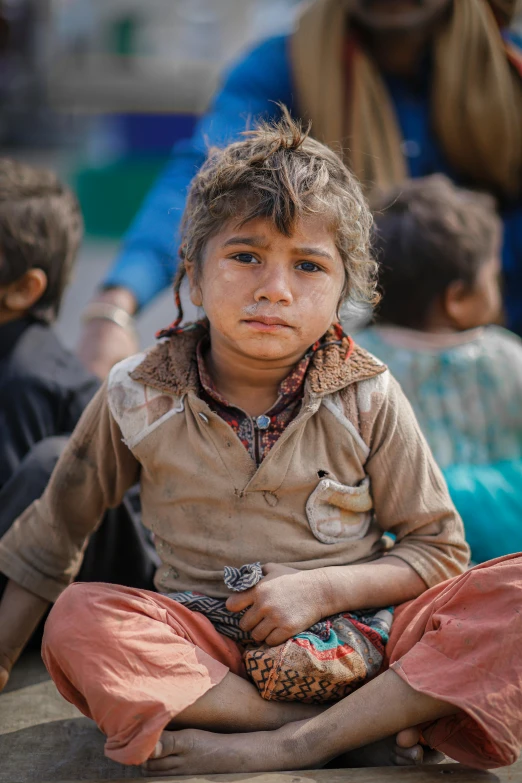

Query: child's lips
left=242, top=317, right=292, bottom=333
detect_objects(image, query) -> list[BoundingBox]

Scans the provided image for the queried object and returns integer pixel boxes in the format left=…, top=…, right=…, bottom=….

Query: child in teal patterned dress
left=357, top=175, right=522, bottom=563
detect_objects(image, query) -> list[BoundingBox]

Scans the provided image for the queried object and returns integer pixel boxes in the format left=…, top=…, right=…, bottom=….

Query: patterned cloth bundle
left=169, top=563, right=393, bottom=703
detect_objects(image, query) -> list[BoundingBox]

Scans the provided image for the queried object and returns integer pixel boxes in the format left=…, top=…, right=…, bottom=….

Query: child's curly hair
left=168, top=108, right=378, bottom=330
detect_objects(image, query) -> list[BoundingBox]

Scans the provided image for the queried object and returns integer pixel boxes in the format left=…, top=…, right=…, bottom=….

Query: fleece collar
left=130, top=321, right=386, bottom=398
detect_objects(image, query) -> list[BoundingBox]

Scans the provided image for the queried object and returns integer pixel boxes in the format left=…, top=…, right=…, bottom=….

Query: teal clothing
left=356, top=326, right=522, bottom=562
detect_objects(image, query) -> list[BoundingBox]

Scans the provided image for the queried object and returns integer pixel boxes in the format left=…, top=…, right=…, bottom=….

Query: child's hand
left=225, top=563, right=327, bottom=646
left=260, top=562, right=300, bottom=582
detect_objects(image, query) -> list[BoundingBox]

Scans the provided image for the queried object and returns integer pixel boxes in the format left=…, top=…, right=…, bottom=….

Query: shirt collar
left=196, top=335, right=314, bottom=411
left=131, top=320, right=386, bottom=399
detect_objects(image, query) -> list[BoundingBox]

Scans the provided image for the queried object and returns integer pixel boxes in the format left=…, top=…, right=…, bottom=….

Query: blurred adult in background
left=78, top=0, right=522, bottom=378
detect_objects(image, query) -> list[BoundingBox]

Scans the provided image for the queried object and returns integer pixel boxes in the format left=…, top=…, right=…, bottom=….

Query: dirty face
left=185, top=215, right=345, bottom=365
left=349, top=0, right=452, bottom=31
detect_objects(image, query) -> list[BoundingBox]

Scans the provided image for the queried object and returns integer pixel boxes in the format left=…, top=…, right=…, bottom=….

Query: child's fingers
left=226, top=589, right=255, bottom=613
left=264, top=627, right=293, bottom=646
left=238, top=604, right=264, bottom=632
left=249, top=618, right=277, bottom=643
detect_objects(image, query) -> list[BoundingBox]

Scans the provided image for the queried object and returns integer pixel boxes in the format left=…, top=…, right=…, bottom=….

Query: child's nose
left=254, top=269, right=293, bottom=305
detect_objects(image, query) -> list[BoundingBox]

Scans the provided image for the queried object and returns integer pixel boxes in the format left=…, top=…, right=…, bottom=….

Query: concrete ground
left=0, top=652, right=136, bottom=782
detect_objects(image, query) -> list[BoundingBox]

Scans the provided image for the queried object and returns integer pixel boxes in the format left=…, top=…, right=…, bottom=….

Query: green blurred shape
left=74, top=156, right=168, bottom=238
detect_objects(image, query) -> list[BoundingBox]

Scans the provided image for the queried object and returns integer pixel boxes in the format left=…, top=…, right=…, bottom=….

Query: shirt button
left=255, top=414, right=271, bottom=430
left=198, top=412, right=209, bottom=423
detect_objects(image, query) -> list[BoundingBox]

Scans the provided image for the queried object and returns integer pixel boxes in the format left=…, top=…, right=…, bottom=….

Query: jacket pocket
left=306, top=476, right=373, bottom=544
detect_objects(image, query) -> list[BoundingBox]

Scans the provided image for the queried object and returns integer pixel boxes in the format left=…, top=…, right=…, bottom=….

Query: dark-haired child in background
left=357, top=175, right=522, bottom=564
left=0, top=159, right=157, bottom=637
left=0, top=159, right=97, bottom=489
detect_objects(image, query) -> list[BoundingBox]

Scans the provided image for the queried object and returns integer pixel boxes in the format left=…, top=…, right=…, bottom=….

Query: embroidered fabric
left=169, top=563, right=394, bottom=703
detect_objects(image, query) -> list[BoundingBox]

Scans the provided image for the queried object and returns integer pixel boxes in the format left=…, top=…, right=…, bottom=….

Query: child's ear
left=184, top=259, right=203, bottom=308
left=4, top=269, right=47, bottom=312
left=444, top=279, right=471, bottom=329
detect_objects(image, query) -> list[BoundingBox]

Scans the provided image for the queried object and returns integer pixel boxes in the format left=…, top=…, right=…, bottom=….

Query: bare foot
left=336, top=727, right=445, bottom=767
left=395, top=727, right=445, bottom=765
left=140, top=724, right=446, bottom=776
left=141, top=722, right=313, bottom=777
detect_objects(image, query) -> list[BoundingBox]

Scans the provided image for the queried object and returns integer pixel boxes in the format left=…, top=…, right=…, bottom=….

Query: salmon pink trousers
left=42, top=554, right=522, bottom=769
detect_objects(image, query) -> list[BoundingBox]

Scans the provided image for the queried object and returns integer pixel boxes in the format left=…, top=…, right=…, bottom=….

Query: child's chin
left=242, top=337, right=298, bottom=361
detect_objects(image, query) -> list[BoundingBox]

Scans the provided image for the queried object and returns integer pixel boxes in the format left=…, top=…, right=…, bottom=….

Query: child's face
left=446, top=254, right=502, bottom=331
left=186, top=215, right=345, bottom=363
left=467, top=254, right=503, bottom=327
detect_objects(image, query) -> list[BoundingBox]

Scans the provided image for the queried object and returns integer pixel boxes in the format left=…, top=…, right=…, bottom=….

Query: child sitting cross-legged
left=0, top=115, right=521, bottom=775
left=357, top=176, right=522, bottom=564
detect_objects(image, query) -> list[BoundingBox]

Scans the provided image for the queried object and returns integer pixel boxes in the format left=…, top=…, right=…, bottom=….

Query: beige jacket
left=0, top=324, right=469, bottom=602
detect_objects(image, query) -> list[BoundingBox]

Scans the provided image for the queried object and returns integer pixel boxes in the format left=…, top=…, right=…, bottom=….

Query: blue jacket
left=104, top=33, right=522, bottom=335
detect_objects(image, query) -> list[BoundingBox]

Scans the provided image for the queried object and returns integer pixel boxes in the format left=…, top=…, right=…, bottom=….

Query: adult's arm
left=78, top=35, right=294, bottom=378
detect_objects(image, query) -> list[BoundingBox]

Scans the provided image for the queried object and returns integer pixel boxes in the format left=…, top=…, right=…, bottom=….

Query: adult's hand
left=77, top=288, right=139, bottom=380
left=0, top=579, right=49, bottom=693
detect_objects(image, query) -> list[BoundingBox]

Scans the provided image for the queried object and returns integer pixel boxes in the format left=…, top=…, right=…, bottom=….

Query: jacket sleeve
left=103, top=35, right=294, bottom=308
left=360, top=373, right=470, bottom=587
left=0, top=381, right=140, bottom=602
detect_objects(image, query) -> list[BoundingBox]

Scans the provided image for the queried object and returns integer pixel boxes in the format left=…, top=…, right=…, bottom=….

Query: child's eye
left=297, top=261, right=321, bottom=273
left=232, top=253, right=258, bottom=264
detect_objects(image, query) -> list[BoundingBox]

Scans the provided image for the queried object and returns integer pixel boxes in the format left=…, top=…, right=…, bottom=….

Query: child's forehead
left=212, top=214, right=339, bottom=250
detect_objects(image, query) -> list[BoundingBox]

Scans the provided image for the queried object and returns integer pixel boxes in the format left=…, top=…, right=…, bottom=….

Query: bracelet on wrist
left=82, top=302, right=136, bottom=334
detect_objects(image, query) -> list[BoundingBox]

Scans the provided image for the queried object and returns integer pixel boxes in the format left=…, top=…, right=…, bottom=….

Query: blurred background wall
left=0, top=0, right=521, bottom=346
left=0, top=0, right=304, bottom=345
left=0, top=0, right=304, bottom=235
